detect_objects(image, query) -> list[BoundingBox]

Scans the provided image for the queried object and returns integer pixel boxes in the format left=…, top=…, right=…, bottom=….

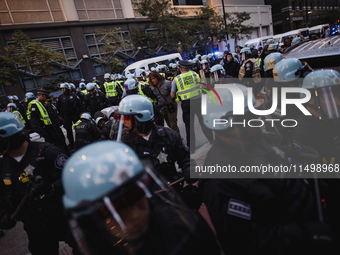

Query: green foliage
left=42, top=74, right=76, bottom=91
left=131, top=2, right=253, bottom=54
left=0, top=55, right=19, bottom=87
left=226, top=12, right=253, bottom=41
left=3, top=30, right=69, bottom=92
left=92, top=28, right=131, bottom=73
left=131, top=0, right=192, bottom=54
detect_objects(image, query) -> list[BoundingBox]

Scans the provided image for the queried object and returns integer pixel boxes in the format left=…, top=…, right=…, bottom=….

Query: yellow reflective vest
left=27, top=100, right=52, bottom=125
left=174, top=71, right=201, bottom=101
left=13, top=110, right=26, bottom=124
left=138, top=82, right=157, bottom=103
left=103, top=81, right=118, bottom=97
left=80, top=89, right=88, bottom=95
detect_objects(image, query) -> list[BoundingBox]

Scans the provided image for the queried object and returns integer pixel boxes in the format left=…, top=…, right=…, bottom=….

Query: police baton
left=154, top=177, right=185, bottom=194
left=10, top=176, right=41, bottom=221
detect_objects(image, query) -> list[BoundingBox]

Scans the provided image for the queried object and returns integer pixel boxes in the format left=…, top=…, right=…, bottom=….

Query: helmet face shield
left=67, top=167, right=197, bottom=255
left=314, top=86, right=340, bottom=120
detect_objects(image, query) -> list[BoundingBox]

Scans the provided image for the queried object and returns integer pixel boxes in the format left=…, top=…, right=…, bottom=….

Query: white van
left=243, top=35, right=273, bottom=49
left=309, top=24, right=330, bottom=37
left=124, top=53, right=182, bottom=74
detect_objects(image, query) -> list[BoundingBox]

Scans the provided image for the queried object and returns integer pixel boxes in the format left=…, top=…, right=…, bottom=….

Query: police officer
left=0, top=112, right=78, bottom=255
left=238, top=47, right=262, bottom=86
left=8, top=95, right=28, bottom=126
left=84, top=83, right=111, bottom=116
left=199, top=84, right=334, bottom=255
left=292, top=70, right=340, bottom=242
left=56, top=83, right=83, bottom=151
left=171, top=60, right=214, bottom=154
left=62, top=141, right=222, bottom=255
left=7, top=102, right=26, bottom=125
left=102, top=73, right=121, bottom=105
left=118, top=95, right=191, bottom=185
left=28, top=89, right=68, bottom=151
left=73, top=112, right=100, bottom=150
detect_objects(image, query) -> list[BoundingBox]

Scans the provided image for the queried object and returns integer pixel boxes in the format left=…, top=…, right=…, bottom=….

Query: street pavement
left=0, top=101, right=214, bottom=254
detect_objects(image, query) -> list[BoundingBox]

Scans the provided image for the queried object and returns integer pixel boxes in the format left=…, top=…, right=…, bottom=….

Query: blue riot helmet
left=79, top=82, right=86, bottom=90
left=150, top=67, right=156, bottom=71
left=302, top=69, right=340, bottom=120
left=86, top=83, right=96, bottom=92
left=240, top=47, right=251, bottom=61
left=210, top=64, right=225, bottom=82
left=266, top=39, right=274, bottom=45
left=207, top=53, right=213, bottom=59
left=62, top=141, right=200, bottom=255
left=0, top=112, right=27, bottom=154
left=272, top=58, right=304, bottom=83
left=124, top=78, right=139, bottom=94
left=200, top=59, right=208, bottom=70
left=6, top=103, right=17, bottom=112
left=201, top=55, right=207, bottom=60
left=217, top=53, right=224, bottom=60
left=25, top=92, right=35, bottom=103
left=60, top=83, right=69, bottom=89
left=135, top=68, right=146, bottom=79
left=80, top=78, right=85, bottom=82
left=7, top=95, right=19, bottom=102
left=69, top=83, right=76, bottom=90
left=263, top=53, right=283, bottom=72
left=115, top=95, right=154, bottom=135
left=268, top=44, right=278, bottom=52
left=79, top=112, right=92, bottom=121
left=292, top=37, right=302, bottom=46
left=126, top=74, right=135, bottom=80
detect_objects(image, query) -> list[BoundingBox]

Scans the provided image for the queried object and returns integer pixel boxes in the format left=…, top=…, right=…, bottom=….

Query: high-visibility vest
left=27, top=100, right=52, bottom=125
left=73, top=119, right=82, bottom=129
left=103, top=81, right=118, bottom=97
left=174, top=71, right=201, bottom=101
left=13, top=110, right=26, bottom=124
left=116, top=80, right=124, bottom=92
left=138, top=82, right=157, bottom=103
left=238, top=58, right=262, bottom=83
left=81, top=89, right=88, bottom=95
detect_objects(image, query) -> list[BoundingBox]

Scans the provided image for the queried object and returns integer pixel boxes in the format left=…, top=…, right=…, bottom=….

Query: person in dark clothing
left=117, top=95, right=191, bottom=184
left=199, top=83, right=335, bottom=255
left=62, top=141, right=222, bottom=255
left=0, top=112, right=78, bottom=255
left=28, top=89, right=68, bottom=152
left=56, top=83, right=83, bottom=150
left=73, top=112, right=100, bottom=150
left=0, top=101, right=6, bottom=111
left=84, top=83, right=111, bottom=116
left=223, top=52, right=239, bottom=78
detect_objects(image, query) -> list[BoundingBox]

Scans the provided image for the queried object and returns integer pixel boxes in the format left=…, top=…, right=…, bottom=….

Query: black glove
left=0, top=213, right=16, bottom=230
left=26, top=176, right=53, bottom=198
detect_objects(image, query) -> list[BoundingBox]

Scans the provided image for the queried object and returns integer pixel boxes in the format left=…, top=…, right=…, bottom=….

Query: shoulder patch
left=227, top=198, right=251, bottom=220
left=55, top=154, right=68, bottom=169
left=31, top=107, right=36, bottom=111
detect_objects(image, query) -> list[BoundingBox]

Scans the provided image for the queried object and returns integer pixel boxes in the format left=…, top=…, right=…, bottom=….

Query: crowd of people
left=1, top=36, right=340, bottom=255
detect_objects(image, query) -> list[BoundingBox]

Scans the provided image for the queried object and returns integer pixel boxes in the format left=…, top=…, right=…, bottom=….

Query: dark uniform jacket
left=0, top=141, right=68, bottom=229
left=74, top=120, right=100, bottom=149
left=122, top=125, right=190, bottom=180
left=56, top=93, right=82, bottom=117
left=200, top=140, right=318, bottom=255
left=84, top=91, right=111, bottom=116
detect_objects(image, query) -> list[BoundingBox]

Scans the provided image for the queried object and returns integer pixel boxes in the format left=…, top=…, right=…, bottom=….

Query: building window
left=292, top=1, right=296, bottom=10
left=74, top=0, right=123, bottom=20
left=85, top=31, right=135, bottom=76
left=311, top=1, right=314, bottom=10
left=6, top=36, right=81, bottom=89
left=299, top=1, right=303, bottom=10
left=0, top=0, right=64, bottom=25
